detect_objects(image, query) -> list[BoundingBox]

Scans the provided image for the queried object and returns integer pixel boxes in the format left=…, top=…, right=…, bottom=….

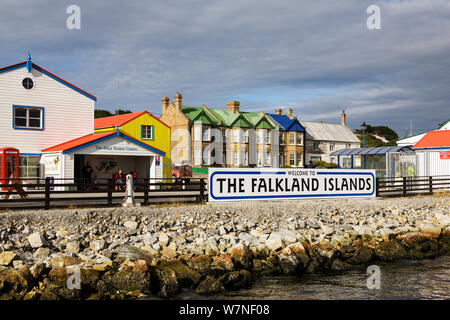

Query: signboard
left=208, top=168, right=376, bottom=202
left=440, top=151, right=450, bottom=160
left=42, top=155, right=61, bottom=175
left=354, top=157, right=362, bottom=167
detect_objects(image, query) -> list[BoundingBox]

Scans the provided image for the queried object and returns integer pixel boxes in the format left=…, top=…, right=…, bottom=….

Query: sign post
left=208, top=168, right=376, bottom=203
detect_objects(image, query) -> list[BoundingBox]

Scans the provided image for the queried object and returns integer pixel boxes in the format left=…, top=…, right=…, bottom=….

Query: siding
left=0, top=67, right=94, bottom=153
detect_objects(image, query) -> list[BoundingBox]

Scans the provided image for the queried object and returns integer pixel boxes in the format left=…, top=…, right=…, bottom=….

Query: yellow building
left=93, top=111, right=171, bottom=179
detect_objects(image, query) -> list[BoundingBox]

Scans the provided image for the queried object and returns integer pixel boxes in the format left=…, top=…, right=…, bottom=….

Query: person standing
left=82, top=161, right=94, bottom=190
left=130, top=168, right=138, bottom=190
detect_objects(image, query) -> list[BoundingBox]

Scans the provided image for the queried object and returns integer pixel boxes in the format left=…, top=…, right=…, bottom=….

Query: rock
left=133, top=260, right=148, bottom=272
left=374, top=240, right=408, bottom=261
left=33, top=247, right=50, bottom=259
left=50, top=255, right=82, bottom=268
left=330, top=258, right=352, bottom=271
left=157, top=260, right=201, bottom=288
left=265, top=237, right=283, bottom=251
left=156, top=269, right=178, bottom=298
left=218, top=270, right=252, bottom=290
left=321, top=225, right=334, bottom=236
left=187, top=255, right=212, bottom=274
left=28, top=232, right=46, bottom=248
left=418, top=225, right=441, bottom=238
left=158, top=232, right=170, bottom=246
left=30, top=262, right=47, bottom=278
left=316, top=243, right=338, bottom=263
left=277, top=248, right=301, bottom=274
left=211, top=254, right=234, bottom=274
left=66, top=241, right=81, bottom=254
left=124, top=220, right=138, bottom=230
left=117, top=245, right=154, bottom=265
left=90, top=239, right=106, bottom=252
left=196, top=276, right=225, bottom=295
left=307, top=219, right=320, bottom=229
left=219, top=226, right=227, bottom=235
left=230, top=244, right=251, bottom=269
left=160, top=246, right=176, bottom=259
left=143, top=233, right=157, bottom=246
left=92, top=261, right=113, bottom=272
left=0, top=268, right=31, bottom=299
left=102, top=270, right=151, bottom=294
left=344, top=245, right=373, bottom=265
left=0, top=251, right=17, bottom=266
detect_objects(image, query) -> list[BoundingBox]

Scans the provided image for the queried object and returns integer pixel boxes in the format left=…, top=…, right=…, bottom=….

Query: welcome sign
left=208, top=168, right=376, bottom=202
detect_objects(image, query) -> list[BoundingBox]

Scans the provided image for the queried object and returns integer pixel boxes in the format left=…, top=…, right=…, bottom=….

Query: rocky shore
left=0, top=196, right=449, bottom=299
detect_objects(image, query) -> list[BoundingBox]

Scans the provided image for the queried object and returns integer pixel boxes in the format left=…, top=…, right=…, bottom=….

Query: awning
left=331, top=146, right=413, bottom=157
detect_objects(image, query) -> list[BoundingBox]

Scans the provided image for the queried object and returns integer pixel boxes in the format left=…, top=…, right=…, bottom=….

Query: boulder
left=374, top=240, right=408, bottom=261
left=195, top=276, right=225, bottom=295
left=117, top=245, right=154, bottom=265
left=218, top=270, right=252, bottom=290
left=156, top=269, right=179, bottom=298
left=211, top=254, right=234, bottom=274
left=28, top=232, right=46, bottom=248
left=102, top=270, right=151, bottom=294
left=0, top=251, right=17, bottom=266
left=123, top=220, right=138, bottom=231
left=186, top=255, right=212, bottom=274
left=157, top=260, right=201, bottom=288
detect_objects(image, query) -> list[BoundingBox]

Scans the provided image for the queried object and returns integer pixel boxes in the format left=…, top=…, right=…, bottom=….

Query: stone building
left=301, top=110, right=361, bottom=164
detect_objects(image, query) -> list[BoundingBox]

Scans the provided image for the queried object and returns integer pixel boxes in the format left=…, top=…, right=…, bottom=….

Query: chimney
left=341, top=109, right=347, bottom=126
left=174, top=92, right=182, bottom=112
left=275, top=108, right=282, bottom=115
left=284, top=108, right=294, bottom=119
left=226, top=101, right=240, bottom=114
left=161, top=96, right=169, bottom=112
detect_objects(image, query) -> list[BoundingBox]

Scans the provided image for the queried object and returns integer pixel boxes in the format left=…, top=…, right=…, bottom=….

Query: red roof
left=42, top=132, right=115, bottom=152
left=94, top=111, right=171, bottom=129
left=94, top=111, right=147, bottom=129
left=413, top=130, right=450, bottom=148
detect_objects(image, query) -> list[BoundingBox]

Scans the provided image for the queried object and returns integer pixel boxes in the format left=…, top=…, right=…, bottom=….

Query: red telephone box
left=0, top=147, right=20, bottom=190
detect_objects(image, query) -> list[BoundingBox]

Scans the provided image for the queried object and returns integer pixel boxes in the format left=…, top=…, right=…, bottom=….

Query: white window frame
left=202, top=127, right=210, bottom=141
left=289, top=153, right=295, bottom=166
left=279, top=133, right=285, bottom=145
left=233, top=151, right=239, bottom=166
left=297, top=153, right=302, bottom=167
left=264, top=129, right=270, bottom=144
left=194, top=126, right=201, bottom=142
left=257, top=152, right=263, bottom=166
left=264, top=152, right=271, bottom=165
left=141, top=125, right=154, bottom=140
left=233, top=129, right=240, bottom=143
left=289, top=132, right=295, bottom=145
left=313, top=142, right=320, bottom=150
left=296, top=132, right=303, bottom=145
left=240, top=151, right=247, bottom=166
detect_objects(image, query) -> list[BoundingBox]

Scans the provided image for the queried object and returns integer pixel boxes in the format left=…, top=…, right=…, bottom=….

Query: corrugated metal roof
left=42, top=132, right=116, bottom=152
left=300, top=121, right=360, bottom=143
left=331, top=146, right=413, bottom=156
left=94, top=111, right=147, bottom=129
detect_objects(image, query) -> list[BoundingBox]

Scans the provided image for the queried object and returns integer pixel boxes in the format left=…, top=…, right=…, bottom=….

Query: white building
left=397, top=119, right=450, bottom=147
left=413, top=130, right=450, bottom=177
left=0, top=53, right=96, bottom=182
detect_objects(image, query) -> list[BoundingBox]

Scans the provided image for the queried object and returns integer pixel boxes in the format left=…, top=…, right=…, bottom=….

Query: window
left=240, top=151, right=247, bottom=166
left=141, top=125, right=154, bottom=140
left=280, top=154, right=284, bottom=166
left=194, top=126, right=201, bottom=141
left=13, top=106, right=43, bottom=130
left=194, top=149, right=201, bottom=165
left=233, top=129, right=240, bottom=143
left=329, top=143, right=335, bottom=152
left=22, top=78, right=34, bottom=90
left=313, top=142, right=320, bottom=150
left=264, top=129, right=270, bottom=144
left=297, top=153, right=302, bottom=167
left=297, top=133, right=303, bottom=145
left=244, top=129, right=249, bottom=143
left=347, top=143, right=351, bottom=148
left=289, top=132, right=295, bottom=145
left=233, top=151, right=239, bottom=166
left=257, top=130, right=263, bottom=144
left=279, top=133, right=285, bottom=145
left=264, top=152, right=271, bottom=165
left=202, top=150, right=210, bottom=165
left=222, top=130, right=227, bottom=143
left=257, top=152, right=262, bottom=166
left=202, top=127, right=210, bottom=141
left=289, top=153, right=295, bottom=166
left=19, top=155, right=40, bottom=180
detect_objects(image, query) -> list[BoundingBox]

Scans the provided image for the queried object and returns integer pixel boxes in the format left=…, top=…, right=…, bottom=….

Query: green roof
left=182, top=106, right=218, bottom=126
left=241, top=112, right=275, bottom=129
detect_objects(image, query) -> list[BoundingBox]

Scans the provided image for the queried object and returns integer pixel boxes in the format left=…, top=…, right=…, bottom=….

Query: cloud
left=0, top=0, right=449, bottom=136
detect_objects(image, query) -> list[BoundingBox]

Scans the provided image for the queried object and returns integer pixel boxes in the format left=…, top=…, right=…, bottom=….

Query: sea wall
left=0, top=196, right=449, bottom=299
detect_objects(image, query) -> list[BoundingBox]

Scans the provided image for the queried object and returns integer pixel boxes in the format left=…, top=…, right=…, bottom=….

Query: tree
left=94, top=108, right=133, bottom=118
left=94, top=109, right=113, bottom=118
left=353, top=124, right=399, bottom=147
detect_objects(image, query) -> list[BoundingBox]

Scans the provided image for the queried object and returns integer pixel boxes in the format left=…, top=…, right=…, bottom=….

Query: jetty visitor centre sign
left=208, top=168, right=376, bottom=202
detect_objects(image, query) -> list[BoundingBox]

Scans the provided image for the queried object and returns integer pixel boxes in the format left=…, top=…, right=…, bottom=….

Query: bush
left=312, top=160, right=338, bottom=169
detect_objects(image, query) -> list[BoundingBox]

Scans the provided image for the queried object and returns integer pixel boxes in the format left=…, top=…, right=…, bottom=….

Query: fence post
left=44, top=177, right=50, bottom=210
left=199, top=178, right=205, bottom=202
left=403, top=177, right=407, bottom=196
left=376, top=178, right=379, bottom=197
left=107, top=179, right=113, bottom=207
left=429, top=176, right=433, bottom=194
left=144, top=178, right=149, bottom=206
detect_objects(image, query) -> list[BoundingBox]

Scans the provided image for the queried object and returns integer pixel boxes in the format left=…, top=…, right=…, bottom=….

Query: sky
left=1, top=0, right=449, bottom=137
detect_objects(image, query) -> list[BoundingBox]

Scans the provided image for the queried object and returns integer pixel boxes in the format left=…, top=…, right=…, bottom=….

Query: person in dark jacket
left=114, top=169, right=125, bottom=190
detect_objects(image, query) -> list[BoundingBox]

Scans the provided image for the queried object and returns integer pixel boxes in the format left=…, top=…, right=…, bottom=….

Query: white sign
left=208, top=168, right=376, bottom=202
left=42, top=155, right=61, bottom=175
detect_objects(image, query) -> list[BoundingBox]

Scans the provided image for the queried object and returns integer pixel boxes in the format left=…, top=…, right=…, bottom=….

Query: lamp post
left=361, top=121, right=367, bottom=148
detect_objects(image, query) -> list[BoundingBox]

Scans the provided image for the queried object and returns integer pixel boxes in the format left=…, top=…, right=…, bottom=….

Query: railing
left=376, top=175, right=450, bottom=197
left=0, top=177, right=207, bottom=210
